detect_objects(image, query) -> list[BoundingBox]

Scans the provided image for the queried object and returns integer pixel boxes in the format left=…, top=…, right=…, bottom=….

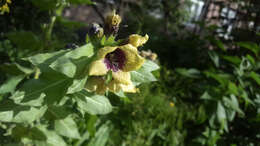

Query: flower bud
left=88, top=23, right=104, bottom=38
left=169, top=102, right=175, bottom=107
left=0, top=3, right=10, bottom=14
left=140, top=50, right=157, bottom=61
left=105, top=10, right=121, bottom=35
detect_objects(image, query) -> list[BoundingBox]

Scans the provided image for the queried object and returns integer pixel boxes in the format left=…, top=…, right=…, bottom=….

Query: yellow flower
left=0, top=3, right=10, bottom=13
left=105, top=10, right=121, bottom=27
left=107, top=80, right=137, bottom=93
left=128, top=34, right=149, bottom=48
left=6, top=0, right=12, bottom=4
left=85, top=77, right=137, bottom=94
left=86, top=38, right=148, bottom=94
left=88, top=44, right=145, bottom=85
left=169, top=102, right=175, bottom=107
left=85, top=77, right=107, bottom=95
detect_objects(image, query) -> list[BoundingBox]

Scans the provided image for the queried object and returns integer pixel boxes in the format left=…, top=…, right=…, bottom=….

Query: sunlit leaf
left=74, top=89, right=112, bottom=115
left=0, top=75, right=25, bottom=94
left=55, top=116, right=81, bottom=139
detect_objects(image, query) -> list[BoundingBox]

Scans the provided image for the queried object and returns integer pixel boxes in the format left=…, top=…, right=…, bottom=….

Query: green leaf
left=131, top=61, right=159, bottom=85
left=55, top=116, right=81, bottom=139
left=74, top=89, right=112, bottom=115
left=246, top=54, right=255, bottom=65
left=200, top=92, right=214, bottom=100
left=250, top=72, right=260, bottom=86
left=29, top=0, right=58, bottom=10
left=208, top=51, right=219, bottom=68
left=131, top=70, right=157, bottom=85
left=223, top=95, right=244, bottom=116
left=216, top=101, right=226, bottom=123
left=216, top=101, right=227, bottom=131
left=50, top=57, right=76, bottom=78
left=12, top=106, right=47, bottom=123
left=10, top=73, right=72, bottom=106
left=87, top=122, right=111, bottom=146
left=101, top=36, right=106, bottom=46
left=67, top=76, right=88, bottom=94
left=221, top=55, right=241, bottom=66
left=7, top=31, right=44, bottom=51
left=12, top=126, right=47, bottom=141
left=208, top=37, right=226, bottom=51
left=0, top=110, right=13, bottom=122
left=142, top=60, right=160, bottom=72
left=0, top=100, right=47, bottom=123
left=204, top=71, right=230, bottom=86
left=237, top=42, right=259, bottom=56
left=45, top=105, right=71, bottom=120
left=56, top=16, right=87, bottom=30
left=27, top=50, right=68, bottom=66
left=65, top=43, right=94, bottom=59
left=105, top=70, right=113, bottom=84
left=228, top=82, right=239, bottom=95
left=215, top=39, right=226, bottom=51
left=0, top=63, right=34, bottom=76
left=10, top=91, right=45, bottom=107
left=226, top=109, right=236, bottom=122
left=176, top=68, right=200, bottom=78
left=86, top=115, right=98, bottom=136
left=113, top=90, right=127, bottom=98
left=50, top=43, right=94, bottom=78
left=37, top=126, right=67, bottom=146
left=104, top=36, right=116, bottom=46
left=0, top=75, right=25, bottom=94
left=68, top=0, right=93, bottom=4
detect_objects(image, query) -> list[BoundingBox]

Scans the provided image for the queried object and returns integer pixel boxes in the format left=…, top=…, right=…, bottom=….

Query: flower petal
left=120, top=83, right=137, bottom=93
left=88, top=59, right=108, bottom=76
left=108, top=80, right=137, bottom=93
left=107, top=80, right=121, bottom=93
left=112, top=71, right=131, bottom=85
left=119, top=44, right=145, bottom=72
left=128, top=34, right=149, bottom=47
left=97, top=46, right=117, bottom=59
left=85, top=77, right=107, bottom=95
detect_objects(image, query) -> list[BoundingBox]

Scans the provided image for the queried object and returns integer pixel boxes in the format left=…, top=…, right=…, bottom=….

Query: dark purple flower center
left=104, top=48, right=126, bottom=72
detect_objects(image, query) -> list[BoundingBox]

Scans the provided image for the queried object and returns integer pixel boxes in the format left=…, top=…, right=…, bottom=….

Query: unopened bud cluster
left=104, top=10, right=121, bottom=35
left=140, top=50, right=157, bottom=61
left=89, top=10, right=122, bottom=37
left=88, top=23, right=104, bottom=38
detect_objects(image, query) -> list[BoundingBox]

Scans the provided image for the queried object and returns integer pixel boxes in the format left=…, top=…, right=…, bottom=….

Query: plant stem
left=45, top=15, right=57, bottom=42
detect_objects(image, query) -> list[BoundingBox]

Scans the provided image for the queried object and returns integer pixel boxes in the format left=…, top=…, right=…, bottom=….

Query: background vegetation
left=0, top=0, right=260, bottom=145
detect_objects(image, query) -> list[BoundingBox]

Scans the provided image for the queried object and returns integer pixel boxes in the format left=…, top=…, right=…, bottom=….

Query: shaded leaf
left=176, top=68, right=200, bottom=78
left=237, top=42, right=259, bottom=56
left=87, top=122, right=111, bottom=146
left=250, top=72, right=260, bottom=86
left=7, top=31, right=43, bottom=51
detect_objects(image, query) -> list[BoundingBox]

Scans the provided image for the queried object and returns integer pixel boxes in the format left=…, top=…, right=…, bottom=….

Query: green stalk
left=45, top=15, right=57, bottom=42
